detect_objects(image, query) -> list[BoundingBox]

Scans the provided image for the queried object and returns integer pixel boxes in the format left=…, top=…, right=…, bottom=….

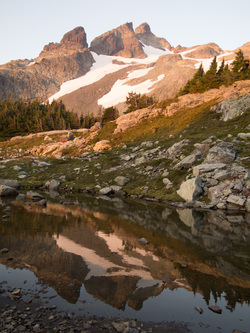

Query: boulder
left=66, top=132, right=75, bottom=140
left=0, top=179, right=19, bottom=189
left=114, top=176, right=130, bottom=186
left=134, top=156, right=146, bottom=165
left=213, top=170, right=231, bottom=181
left=208, top=305, right=222, bottom=314
left=94, top=140, right=111, bottom=151
left=175, top=152, right=202, bottom=169
left=177, top=177, right=203, bottom=202
left=99, top=185, right=123, bottom=196
left=163, top=178, right=173, bottom=189
left=13, top=165, right=22, bottom=171
left=0, top=185, right=18, bottom=197
left=45, top=179, right=60, bottom=191
left=226, top=195, right=246, bottom=208
left=26, top=191, right=45, bottom=202
left=193, top=163, right=227, bottom=177
left=208, top=182, right=229, bottom=200
left=215, top=95, right=250, bottom=121
left=204, top=141, right=236, bottom=164
left=167, top=139, right=189, bottom=160
left=237, top=132, right=250, bottom=140
left=90, top=122, right=102, bottom=132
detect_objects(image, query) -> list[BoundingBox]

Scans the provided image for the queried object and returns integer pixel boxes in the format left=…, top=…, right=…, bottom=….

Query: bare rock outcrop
left=213, top=94, right=250, bottom=121
left=182, top=43, right=223, bottom=59
left=113, top=80, right=250, bottom=134
left=0, top=27, right=94, bottom=101
left=90, top=22, right=146, bottom=58
left=135, top=22, right=172, bottom=51
left=38, top=26, right=89, bottom=59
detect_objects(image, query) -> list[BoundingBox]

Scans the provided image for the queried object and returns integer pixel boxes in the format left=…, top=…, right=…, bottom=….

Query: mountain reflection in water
left=0, top=193, right=249, bottom=330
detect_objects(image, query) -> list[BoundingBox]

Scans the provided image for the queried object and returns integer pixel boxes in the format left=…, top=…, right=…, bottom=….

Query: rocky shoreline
left=0, top=293, right=190, bottom=333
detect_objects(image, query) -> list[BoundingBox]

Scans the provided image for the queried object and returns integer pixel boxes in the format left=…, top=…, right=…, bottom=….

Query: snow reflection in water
left=0, top=194, right=249, bottom=332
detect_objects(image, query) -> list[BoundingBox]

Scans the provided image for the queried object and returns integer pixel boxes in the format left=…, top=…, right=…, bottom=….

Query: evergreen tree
left=101, top=107, right=119, bottom=125
left=125, top=92, right=155, bottom=113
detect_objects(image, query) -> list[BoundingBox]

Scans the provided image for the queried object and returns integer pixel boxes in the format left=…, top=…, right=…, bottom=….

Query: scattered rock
left=180, top=263, right=188, bottom=268
left=45, top=179, right=60, bottom=191
left=94, top=140, right=111, bottom=151
left=177, top=177, right=203, bottom=202
left=114, top=176, right=130, bottom=186
left=167, top=139, right=189, bottom=160
left=237, top=132, right=250, bottom=140
left=0, top=185, right=18, bottom=197
left=226, top=195, right=246, bottom=208
left=138, top=238, right=149, bottom=245
left=0, top=248, right=9, bottom=253
left=90, top=122, right=102, bottom=132
left=208, top=305, right=222, bottom=314
left=112, top=322, right=126, bottom=332
left=13, top=165, right=22, bottom=171
left=194, top=306, right=203, bottom=314
left=204, top=141, right=237, bottom=164
left=0, top=179, right=19, bottom=189
left=193, top=163, right=227, bottom=177
left=163, top=178, right=173, bottom=189
left=175, top=151, right=202, bottom=169
left=26, top=191, right=45, bottom=202
left=208, top=182, right=229, bottom=201
left=44, top=135, right=53, bottom=141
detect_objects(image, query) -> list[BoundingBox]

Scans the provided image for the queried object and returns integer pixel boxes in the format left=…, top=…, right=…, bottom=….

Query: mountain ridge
left=0, top=22, right=249, bottom=117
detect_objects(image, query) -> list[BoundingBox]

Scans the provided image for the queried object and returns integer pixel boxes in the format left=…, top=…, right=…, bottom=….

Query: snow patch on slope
left=98, top=72, right=164, bottom=108
left=49, top=52, right=129, bottom=102
left=48, top=45, right=171, bottom=103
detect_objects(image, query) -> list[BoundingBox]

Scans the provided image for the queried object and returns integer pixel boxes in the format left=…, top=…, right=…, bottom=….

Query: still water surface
left=0, top=193, right=249, bottom=332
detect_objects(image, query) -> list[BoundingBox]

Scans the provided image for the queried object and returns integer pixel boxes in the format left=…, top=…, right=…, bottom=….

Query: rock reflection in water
left=0, top=194, right=250, bottom=314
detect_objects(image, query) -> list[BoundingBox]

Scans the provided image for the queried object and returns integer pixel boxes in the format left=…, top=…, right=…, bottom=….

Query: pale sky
left=0, top=0, right=249, bottom=65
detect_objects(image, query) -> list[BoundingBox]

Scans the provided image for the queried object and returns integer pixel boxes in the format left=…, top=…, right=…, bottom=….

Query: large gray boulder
left=175, top=151, right=202, bottom=169
left=214, top=95, right=250, bottom=121
left=177, top=177, right=203, bottom=202
left=204, top=141, right=237, bottom=164
left=208, top=182, right=229, bottom=200
left=193, top=163, right=227, bottom=177
left=0, top=179, right=19, bottom=189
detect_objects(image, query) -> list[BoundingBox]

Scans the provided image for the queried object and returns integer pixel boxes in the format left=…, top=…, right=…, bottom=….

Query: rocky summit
left=1, top=22, right=249, bottom=117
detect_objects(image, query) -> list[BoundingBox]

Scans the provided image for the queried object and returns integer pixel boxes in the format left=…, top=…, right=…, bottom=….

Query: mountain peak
left=60, top=26, right=88, bottom=48
left=135, top=23, right=172, bottom=51
left=135, top=22, right=152, bottom=34
left=90, top=22, right=146, bottom=58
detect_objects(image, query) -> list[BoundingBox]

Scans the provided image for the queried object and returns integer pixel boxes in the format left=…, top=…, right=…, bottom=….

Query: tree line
left=179, top=50, right=250, bottom=95
left=0, top=97, right=101, bottom=139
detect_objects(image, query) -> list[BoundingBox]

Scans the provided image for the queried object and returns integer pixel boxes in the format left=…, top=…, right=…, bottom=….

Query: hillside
left=0, top=81, right=249, bottom=214
left=1, top=22, right=248, bottom=117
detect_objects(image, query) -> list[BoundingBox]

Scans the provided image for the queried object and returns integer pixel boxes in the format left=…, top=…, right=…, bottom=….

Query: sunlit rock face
left=90, top=22, right=146, bottom=58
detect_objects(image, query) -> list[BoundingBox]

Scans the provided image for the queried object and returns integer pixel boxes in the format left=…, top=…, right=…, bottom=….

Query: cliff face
left=90, top=22, right=146, bottom=58
left=135, top=22, right=172, bottom=51
left=0, top=26, right=94, bottom=101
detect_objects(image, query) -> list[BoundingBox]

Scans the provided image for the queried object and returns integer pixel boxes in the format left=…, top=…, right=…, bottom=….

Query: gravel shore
left=0, top=293, right=191, bottom=333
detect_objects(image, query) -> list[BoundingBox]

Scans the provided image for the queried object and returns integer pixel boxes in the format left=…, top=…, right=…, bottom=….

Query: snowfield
left=48, top=44, right=234, bottom=108
left=48, top=44, right=171, bottom=104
